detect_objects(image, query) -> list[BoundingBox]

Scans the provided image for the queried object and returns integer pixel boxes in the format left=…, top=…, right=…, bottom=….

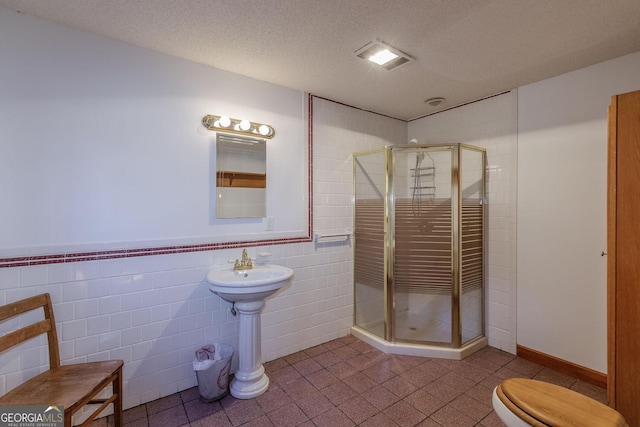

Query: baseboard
left=516, top=345, right=607, bottom=388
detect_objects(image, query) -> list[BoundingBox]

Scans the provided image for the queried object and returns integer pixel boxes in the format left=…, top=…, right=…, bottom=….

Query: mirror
left=216, top=133, right=267, bottom=218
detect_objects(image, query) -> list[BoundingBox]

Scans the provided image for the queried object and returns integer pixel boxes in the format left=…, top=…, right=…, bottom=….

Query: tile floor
left=91, top=335, right=608, bottom=426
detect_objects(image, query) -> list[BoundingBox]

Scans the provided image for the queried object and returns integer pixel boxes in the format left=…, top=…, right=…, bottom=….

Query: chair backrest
left=0, top=293, right=60, bottom=370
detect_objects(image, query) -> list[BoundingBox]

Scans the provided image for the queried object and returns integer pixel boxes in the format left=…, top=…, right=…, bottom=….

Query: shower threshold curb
left=351, top=325, right=488, bottom=360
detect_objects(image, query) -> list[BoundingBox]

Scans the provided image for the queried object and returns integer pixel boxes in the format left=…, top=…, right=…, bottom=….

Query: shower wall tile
left=260, top=97, right=406, bottom=360
left=312, top=97, right=407, bottom=236
left=408, top=91, right=518, bottom=354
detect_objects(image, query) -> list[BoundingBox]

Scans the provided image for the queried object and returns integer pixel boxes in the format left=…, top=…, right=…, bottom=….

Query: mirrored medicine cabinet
left=216, top=133, right=267, bottom=218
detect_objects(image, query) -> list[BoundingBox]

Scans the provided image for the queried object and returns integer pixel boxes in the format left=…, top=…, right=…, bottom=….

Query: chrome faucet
left=233, top=249, right=253, bottom=270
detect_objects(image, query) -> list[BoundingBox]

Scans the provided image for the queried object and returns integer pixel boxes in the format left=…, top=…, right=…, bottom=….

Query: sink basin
left=207, top=264, right=293, bottom=302
left=206, top=263, right=293, bottom=399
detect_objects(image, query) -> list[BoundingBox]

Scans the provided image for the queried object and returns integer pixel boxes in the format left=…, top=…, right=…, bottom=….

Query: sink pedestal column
left=230, top=300, right=269, bottom=399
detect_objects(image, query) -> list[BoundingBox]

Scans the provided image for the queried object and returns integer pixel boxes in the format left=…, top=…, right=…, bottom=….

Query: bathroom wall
left=517, top=51, right=640, bottom=373
left=407, top=53, right=640, bottom=371
left=0, top=7, right=307, bottom=253
left=262, top=97, right=407, bottom=360
left=408, top=91, right=519, bottom=354
left=0, top=7, right=405, bottom=412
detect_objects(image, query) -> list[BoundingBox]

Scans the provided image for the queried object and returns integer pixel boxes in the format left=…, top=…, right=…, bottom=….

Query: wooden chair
left=0, top=293, right=124, bottom=427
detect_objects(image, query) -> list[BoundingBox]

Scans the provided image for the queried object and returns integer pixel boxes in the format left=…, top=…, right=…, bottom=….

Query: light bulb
left=258, top=125, right=271, bottom=136
left=239, top=120, right=251, bottom=131
left=218, top=116, right=231, bottom=127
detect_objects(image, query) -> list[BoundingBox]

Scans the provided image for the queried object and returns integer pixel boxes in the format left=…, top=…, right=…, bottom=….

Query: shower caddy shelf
left=410, top=166, right=436, bottom=198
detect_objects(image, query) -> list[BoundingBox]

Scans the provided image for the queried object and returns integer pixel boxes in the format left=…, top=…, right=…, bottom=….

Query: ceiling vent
left=425, top=97, right=445, bottom=107
left=354, top=39, right=414, bottom=71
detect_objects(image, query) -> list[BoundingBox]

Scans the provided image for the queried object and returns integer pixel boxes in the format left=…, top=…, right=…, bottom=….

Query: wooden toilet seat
left=496, top=378, right=628, bottom=427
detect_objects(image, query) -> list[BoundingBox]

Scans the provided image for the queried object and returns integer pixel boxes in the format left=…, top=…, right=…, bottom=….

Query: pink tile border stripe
left=0, top=94, right=318, bottom=269
left=0, top=237, right=313, bottom=268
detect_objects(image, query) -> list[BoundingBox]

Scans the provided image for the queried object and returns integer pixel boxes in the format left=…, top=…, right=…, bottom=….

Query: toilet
left=492, top=378, right=628, bottom=427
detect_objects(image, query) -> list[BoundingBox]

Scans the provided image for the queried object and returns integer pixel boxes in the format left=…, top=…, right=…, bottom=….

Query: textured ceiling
left=2, top=0, right=640, bottom=120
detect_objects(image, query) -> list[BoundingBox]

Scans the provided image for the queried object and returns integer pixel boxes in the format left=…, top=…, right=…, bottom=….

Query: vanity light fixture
left=202, top=114, right=275, bottom=139
left=354, top=39, right=414, bottom=71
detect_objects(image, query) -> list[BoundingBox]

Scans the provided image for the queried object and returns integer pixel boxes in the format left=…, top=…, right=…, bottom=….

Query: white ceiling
left=2, top=0, right=640, bottom=120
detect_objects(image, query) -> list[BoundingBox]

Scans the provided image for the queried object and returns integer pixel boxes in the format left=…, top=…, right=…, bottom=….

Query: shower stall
left=352, top=143, right=487, bottom=359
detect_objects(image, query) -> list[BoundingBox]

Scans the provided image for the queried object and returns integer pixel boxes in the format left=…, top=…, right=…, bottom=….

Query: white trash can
left=193, top=343, right=234, bottom=402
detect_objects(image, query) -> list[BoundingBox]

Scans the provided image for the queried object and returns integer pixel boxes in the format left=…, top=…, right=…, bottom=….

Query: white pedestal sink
left=207, top=264, right=293, bottom=399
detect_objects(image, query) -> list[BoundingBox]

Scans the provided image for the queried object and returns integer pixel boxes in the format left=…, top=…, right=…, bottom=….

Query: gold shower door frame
left=352, top=144, right=486, bottom=348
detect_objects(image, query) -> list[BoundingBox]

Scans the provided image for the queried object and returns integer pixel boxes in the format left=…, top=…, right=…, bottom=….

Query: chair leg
left=113, top=367, right=123, bottom=427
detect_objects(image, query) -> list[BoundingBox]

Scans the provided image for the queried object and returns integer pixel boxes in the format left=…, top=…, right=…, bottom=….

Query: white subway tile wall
left=0, top=96, right=407, bottom=413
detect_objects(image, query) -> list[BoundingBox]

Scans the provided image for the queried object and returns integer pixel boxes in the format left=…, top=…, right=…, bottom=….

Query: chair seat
left=0, top=294, right=124, bottom=426
left=0, top=360, right=124, bottom=412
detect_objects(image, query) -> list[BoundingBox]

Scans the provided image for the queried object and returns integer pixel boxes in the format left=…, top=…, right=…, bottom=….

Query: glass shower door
left=392, top=146, right=453, bottom=344
left=353, top=149, right=387, bottom=339
left=459, top=146, right=485, bottom=344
